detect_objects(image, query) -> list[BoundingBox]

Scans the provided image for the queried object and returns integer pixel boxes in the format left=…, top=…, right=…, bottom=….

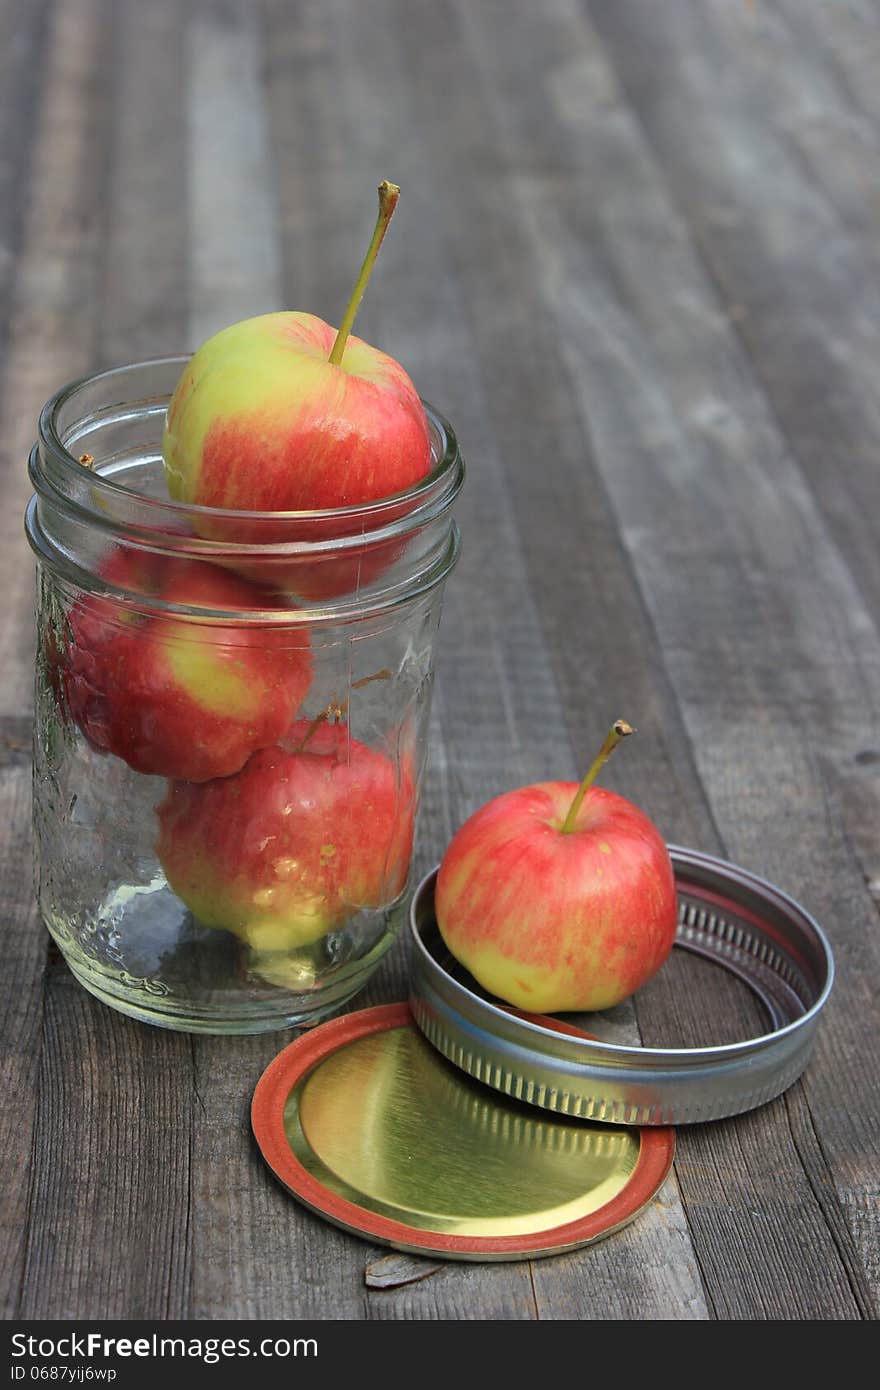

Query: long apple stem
left=293, top=703, right=341, bottom=753
left=560, top=720, right=635, bottom=834
left=328, top=180, right=400, bottom=366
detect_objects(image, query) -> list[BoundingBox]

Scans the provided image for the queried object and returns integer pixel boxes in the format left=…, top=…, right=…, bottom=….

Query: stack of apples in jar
left=52, top=182, right=434, bottom=998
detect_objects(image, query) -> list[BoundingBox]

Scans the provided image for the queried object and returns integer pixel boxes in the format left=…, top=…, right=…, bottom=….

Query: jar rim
left=37, top=354, right=461, bottom=526
left=26, top=489, right=461, bottom=626
left=26, top=355, right=464, bottom=624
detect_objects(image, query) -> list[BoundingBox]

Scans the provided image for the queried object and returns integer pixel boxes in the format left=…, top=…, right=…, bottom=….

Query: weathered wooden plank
left=20, top=977, right=194, bottom=1320
left=0, top=722, right=46, bottom=1318
left=0, top=0, right=54, bottom=1325
left=0, top=0, right=109, bottom=715
left=585, top=0, right=880, bottom=693
left=721, top=0, right=880, bottom=259
left=770, top=0, right=880, bottom=129
left=15, top=0, right=195, bottom=1320
left=187, top=0, right=284, bottom=346
left=98, top=0, right=190, bottom=365
left=0, top=0, right=51, bottom=373
left=733, top=0, right=880, bottom=910
left=0, top=0, right=105, bottom=1320
left=445, top=0, right=877, bottom=1316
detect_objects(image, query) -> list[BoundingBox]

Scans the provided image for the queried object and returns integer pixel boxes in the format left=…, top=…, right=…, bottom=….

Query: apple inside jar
left=56, top=547, right=314, bottom=783
left=154, top=713, right=417, bottom=983
left=161, top=182, right=434, bottom=600
left=149, top=182, right=429, bottom=975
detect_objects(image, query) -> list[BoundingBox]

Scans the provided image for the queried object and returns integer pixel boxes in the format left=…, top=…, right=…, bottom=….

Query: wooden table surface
left=2, top=0, right=878, bottom=1323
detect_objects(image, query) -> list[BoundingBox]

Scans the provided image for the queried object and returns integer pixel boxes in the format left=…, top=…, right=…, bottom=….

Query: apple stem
left=328, top=180, right=400, bottom=367
left=293, top=670, right=394, bottom=752
left=560, top=720, right=635, bottom=834
left=293, top=702, right=345, bottom=753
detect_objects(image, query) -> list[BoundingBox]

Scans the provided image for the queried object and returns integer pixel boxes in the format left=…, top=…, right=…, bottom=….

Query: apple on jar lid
left=434, top=722, right=678, bottom=1013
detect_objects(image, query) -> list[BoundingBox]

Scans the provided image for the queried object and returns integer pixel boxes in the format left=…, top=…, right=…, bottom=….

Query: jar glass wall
left=26, top=358, right=462, bottom=1033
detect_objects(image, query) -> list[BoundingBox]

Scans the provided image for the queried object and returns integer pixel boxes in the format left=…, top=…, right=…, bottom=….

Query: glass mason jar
left=25, top=358, right=463, bottom=1033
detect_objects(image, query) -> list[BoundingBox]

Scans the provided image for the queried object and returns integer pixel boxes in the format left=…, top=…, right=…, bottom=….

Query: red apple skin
left=155, top=720, right=415, bottom=951
left=163, top=312, right=432, bottom=513
left=435, top=784, right=677, bottom=1013
left=60, top=549, right=313, bottom=782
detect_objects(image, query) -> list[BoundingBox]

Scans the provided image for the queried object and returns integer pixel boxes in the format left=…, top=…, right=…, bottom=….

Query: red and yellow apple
left=155, top=719, right=415, bottom=952
left=162, top=309, right=431, bottom=516
left=161, top=184, right=432, bottom=601
left=435, top=725, right=677, bottom=1013
left=60, top=548, right=313, bottom=782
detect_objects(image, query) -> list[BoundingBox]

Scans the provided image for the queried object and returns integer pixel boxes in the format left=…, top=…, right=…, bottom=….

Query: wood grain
left=0, top=0, right=56, bottom=1316
left=0, top=0, right=111, bottom=1318
left=585, top=0, right=880, bottom=628
left=0, top=0, right=51, bottom=380
left=1, top=0, right=877, bottom=1322
left=12, top=0, right=195, bottom=1320
left=0, top=0, right=111, bottom=715
left=0, top=722, right=46, bottom=1317
left=188, top=0, right=283, bottom=346
left=98, top=0, right=190, bottom=365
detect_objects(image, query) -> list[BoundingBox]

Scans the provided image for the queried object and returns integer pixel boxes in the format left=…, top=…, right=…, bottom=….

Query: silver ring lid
left=409, top=846, right=834, bottom=1126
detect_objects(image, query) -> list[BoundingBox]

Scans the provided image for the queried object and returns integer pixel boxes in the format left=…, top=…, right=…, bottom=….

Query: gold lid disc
left=253, top=1004, right=675, bottom=1261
